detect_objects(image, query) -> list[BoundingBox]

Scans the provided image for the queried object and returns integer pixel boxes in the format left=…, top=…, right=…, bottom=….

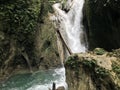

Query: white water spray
left=27, top=68, right=67, bottom=90
left=51, top=0, right=87, bottom=53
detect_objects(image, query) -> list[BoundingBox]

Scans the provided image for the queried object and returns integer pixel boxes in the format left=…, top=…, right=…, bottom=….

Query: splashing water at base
left=0, top=67, right=67, bottom=90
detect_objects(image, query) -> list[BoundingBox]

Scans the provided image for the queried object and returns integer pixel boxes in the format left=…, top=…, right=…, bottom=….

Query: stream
left=0, top=67, right=67, bottom=90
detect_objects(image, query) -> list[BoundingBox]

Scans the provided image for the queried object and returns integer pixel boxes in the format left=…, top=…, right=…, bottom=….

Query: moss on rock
left=65, top=49, right=120, bottom=90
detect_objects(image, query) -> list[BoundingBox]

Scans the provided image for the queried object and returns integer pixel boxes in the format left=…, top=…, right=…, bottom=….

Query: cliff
left=0, top=0, right=61, bottom=81
left=65, top=48, right=120, bottom=90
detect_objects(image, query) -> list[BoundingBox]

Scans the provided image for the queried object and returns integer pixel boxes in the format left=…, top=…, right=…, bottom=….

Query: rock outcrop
left=34, top=0, right=61, bottom=69
left=65, top=48, right=120, bottom=90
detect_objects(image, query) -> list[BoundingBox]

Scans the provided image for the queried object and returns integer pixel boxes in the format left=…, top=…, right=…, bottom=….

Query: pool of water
left=0, top=67, right=67, bottom=90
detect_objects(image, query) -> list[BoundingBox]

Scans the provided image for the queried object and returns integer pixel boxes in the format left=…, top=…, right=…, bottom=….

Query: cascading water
left=50, top=0, right=87, bottom=89
left=52, top=0, right=87, bottom=54
left=0, top=0, right=87, bottom=90
left=40, top=0, right=87, bottom=90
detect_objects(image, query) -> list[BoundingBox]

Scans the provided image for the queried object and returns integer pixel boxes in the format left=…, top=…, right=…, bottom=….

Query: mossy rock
left=65, top=51, right=120, bottom=90
left=93, top=48, right=107, bottom=55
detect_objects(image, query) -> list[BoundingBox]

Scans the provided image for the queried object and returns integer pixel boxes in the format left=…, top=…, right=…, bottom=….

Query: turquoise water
left=0, top=68, right=67, bottom=90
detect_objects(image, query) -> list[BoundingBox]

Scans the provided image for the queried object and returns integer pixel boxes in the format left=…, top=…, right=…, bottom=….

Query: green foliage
left=109, top=49, right=120, bottom=58
left=112, top=62, right=120, bottom=78
left=93, top=48, right=106, bottom=55
left=82, top=60, right=96, bottom=68
left=82, top=60, right=109, bottom=78
left=66, top=55, right=80, bottom=78
left=66, top=55, right=79, bottom=69
left=95, top=67, right=109, bottom=78
left=0, top=0, right=42, bottom=68
left=0, top=0, right=40, bottom=41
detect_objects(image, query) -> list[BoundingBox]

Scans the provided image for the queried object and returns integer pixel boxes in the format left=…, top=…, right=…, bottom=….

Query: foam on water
left=27, top=67, right=67, bottom=90
left=0, top=67, right=67, bottom=90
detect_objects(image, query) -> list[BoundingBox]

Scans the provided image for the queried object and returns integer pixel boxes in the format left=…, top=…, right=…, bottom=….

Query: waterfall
left=51, top=0, right=87, bottom=54
left=50, top=0, right=87, bottom=89
left=0, top=1, right=87, bottom=90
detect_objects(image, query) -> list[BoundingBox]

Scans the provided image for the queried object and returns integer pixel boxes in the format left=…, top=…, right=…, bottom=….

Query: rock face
left=34, top=0, right=61, bottom=69
left=84, top=0, right=120, bottom=51
left=0, top=0, right=42, bottom=80
left=0, top=0, right=61, bottom=80
left=65, top=48, right=120, bottom=90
